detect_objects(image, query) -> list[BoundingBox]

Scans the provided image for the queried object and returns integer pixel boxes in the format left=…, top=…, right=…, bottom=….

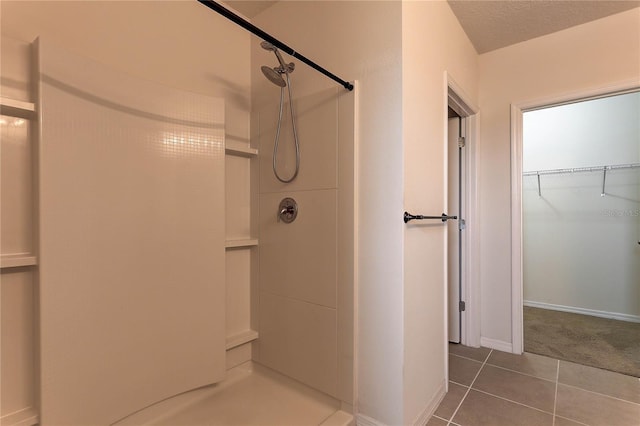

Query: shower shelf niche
left=0, top=96, right=36, bottom=118
left=1, top=254, right=37, bottom=268
left=225, top=141, right=258, bottom=157
left=225, top=329, right=258, bottom=350
left=0, top=406, right=38, bottom=426
left=225, top=239, right=258, bottom=249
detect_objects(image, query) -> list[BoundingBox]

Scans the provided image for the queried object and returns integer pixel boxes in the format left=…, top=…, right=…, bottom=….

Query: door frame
left=509, top=79, right=639, bottom=354
left=446, top=73, right=480, bottom=347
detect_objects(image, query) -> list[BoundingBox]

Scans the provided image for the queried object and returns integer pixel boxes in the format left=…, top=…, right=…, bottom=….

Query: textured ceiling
left=222, top=1, right=639, bottom=54
left=448, top=0, right=640, bottom=53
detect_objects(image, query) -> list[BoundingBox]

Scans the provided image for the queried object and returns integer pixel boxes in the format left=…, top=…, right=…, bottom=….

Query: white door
left=447, top=116, right=465, bottom=343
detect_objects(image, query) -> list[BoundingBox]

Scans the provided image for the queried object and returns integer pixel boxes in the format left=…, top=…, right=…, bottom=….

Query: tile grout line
left=552, top=359, right=559, bottom=426
left=555, top=414, right=591, bottom=426
left=448, top=379, right=470, bottom=388
left=466, top=374, right=639, bottom=420
left=474, top=355, right=640, bottom=405
left=433, top=414, right=449, bottom=423
left=558, top=382, right=640, bottom=406
left=446, top=349, right=493, bottom=426
left=470, top=387, right=556, bottom=416
left=449, top=352, right=487, bottom=365
left=483, top=362, right=557, bottom=384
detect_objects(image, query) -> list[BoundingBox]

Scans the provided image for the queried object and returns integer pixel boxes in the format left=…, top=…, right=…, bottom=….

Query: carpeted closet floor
left=524, top=306, right=640, bottom=378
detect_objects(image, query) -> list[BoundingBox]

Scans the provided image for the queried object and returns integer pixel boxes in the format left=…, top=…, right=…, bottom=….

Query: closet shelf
left=523, top=162, right=640, bottom=177
left=225, top=239, right=259, bottom=249
left=226, top=329, right=259, bottom=350
left=225, top=141, right=258, bottom=157
left=1, top=254, right=37, bottom=269
left=524, top=162, right=640, bottom=197
left=0, top=96, right=36, bottom=118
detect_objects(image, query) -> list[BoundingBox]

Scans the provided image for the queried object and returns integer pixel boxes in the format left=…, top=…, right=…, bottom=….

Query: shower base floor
left=115, top=362, right=353, bottom=426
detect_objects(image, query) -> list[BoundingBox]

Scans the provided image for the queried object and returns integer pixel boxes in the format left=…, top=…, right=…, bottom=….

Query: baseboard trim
left=524, top=300, right=640, bottom=323
left=355, top=378, right=446, bottom=426
left=356, top=413, right=386, bottom=426
left=412, top=379, right=446, bottom=426
left=480, top=336, right=513, bottom=353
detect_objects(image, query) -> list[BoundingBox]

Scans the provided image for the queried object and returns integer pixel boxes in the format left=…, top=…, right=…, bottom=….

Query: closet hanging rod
left=523, top=162, right=640, bottom=177
left=197, top=0, right=354, bottom=91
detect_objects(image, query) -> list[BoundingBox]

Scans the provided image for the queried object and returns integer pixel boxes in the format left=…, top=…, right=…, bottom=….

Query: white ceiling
left=224, top=0, right=640, bottom=54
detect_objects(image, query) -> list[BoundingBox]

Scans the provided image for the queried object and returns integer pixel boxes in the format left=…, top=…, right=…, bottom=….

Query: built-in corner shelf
left=1, top=254, right=38, bottom=269
left=0, top=96, right=36, bottom=118
left=225, top=141, right=258, bottom=157
left=225, top=329, right=259, bottom=350
left=225, top=239, right=258, bottom=249
left=0, top=406, right=39, bottom=426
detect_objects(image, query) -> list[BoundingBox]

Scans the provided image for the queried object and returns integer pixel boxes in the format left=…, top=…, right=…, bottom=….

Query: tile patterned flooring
left=428, top=344, right=640, bottom=426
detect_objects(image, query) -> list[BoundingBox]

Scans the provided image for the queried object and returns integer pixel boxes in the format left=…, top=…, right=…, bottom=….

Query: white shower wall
left=36, top=38, right=227, bottom=425
left=1, top=2, right=356, bottom=422
left=0, top=2, right=254, bottom=422
left=252, top=84, right=355, bottom=402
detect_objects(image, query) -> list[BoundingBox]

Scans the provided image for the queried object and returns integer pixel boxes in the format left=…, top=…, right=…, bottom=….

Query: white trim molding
left=356, top=414, right=386, bottom=426
left=446, top=72, right=481, bottom=349
left=411, top=379, right=446, bottom=426
left=524, top=301, right=640, bottom=324
left=510, top=104, right=524, bottom=355
left=480, top=337, right=513, bottom=353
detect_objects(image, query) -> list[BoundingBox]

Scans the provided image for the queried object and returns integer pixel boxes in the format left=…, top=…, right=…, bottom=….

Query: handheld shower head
left=260, top=41, right=277, bottom=51
left=260, top=40, right=292, bottom=74
left=259, top=40, right=300, bottom=183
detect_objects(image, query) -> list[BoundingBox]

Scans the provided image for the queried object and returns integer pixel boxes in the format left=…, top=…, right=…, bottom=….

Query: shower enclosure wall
left=253, top=76, right=355, bottom=403
left=0, top=1, right=355, bottom=423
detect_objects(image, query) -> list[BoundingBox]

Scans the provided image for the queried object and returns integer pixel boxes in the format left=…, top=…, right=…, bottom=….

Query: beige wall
left=478, top=8, right=640, bottom=347
left=402, top=1, right=478, bottom=422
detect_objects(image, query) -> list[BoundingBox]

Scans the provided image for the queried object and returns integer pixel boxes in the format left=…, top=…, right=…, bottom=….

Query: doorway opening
left=446, top=79, right=480, bottom=348
left=511, top=82, right=639, bottom=375
left=521, top=91, right=640, bottom=377
left=447, top=108, right=465, bottom=344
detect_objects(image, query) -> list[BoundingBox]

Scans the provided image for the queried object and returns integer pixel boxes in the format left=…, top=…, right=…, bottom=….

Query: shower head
left=261, top=65, right=287, bottom=87
left=260, top=40, right=293, bottom=75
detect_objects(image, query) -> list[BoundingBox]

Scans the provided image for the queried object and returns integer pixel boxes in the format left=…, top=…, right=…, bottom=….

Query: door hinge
left=459, top=301, right=466, bottom=312
left=458, top=136, right=466, bottom=148
left=459, top=218, right=466, bottom=231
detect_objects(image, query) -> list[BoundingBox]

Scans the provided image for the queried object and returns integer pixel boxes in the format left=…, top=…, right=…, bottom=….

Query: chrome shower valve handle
left=277, top=198, right=298, bottom=223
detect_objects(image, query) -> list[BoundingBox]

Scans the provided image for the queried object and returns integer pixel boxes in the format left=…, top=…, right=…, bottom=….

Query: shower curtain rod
left=197, top=0, right=354, bottom=91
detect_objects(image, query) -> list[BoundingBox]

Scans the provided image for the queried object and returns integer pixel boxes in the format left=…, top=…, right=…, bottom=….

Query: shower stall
left=0, top=2, right=356, bottom=425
